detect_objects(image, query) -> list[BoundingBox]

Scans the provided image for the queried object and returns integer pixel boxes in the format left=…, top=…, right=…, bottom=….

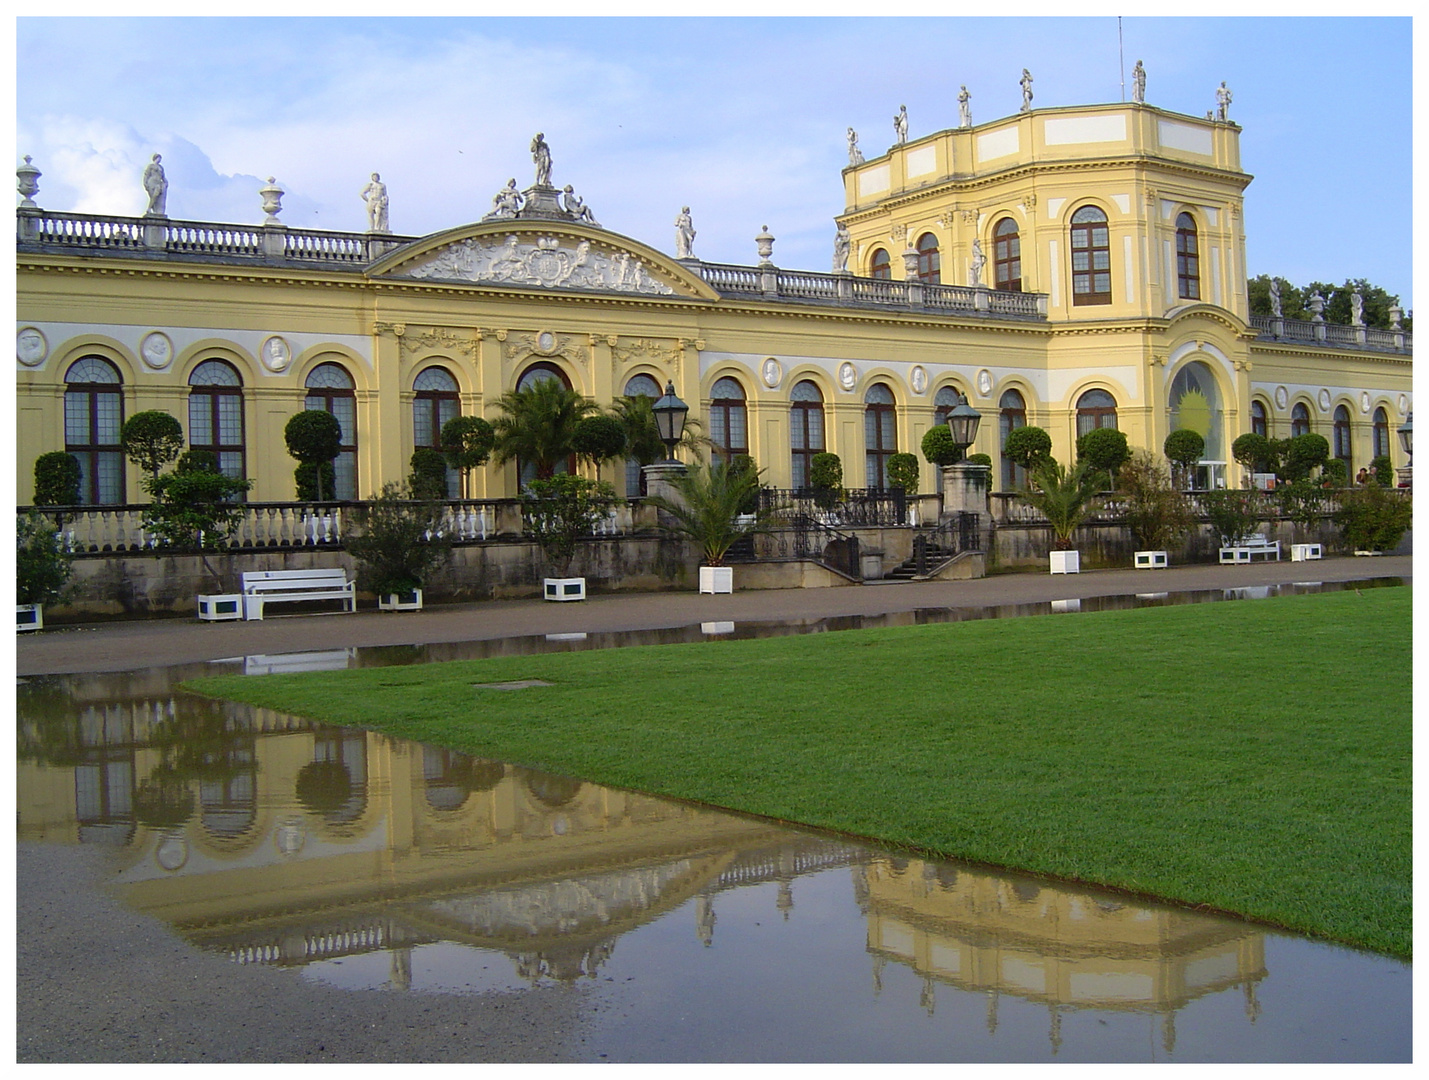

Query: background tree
left=492, top=379, right=598, bottom=481
left=1334, top=485, right=1411, bottom=552
left=1076, top=427, right=1131, bottom=486
left=1232, top=432, right=1278, bottom=479
left=284, top=410, right=343, bottom=501
left=142, top=453, right=252, bottom=549
left=1003, top=425, right=1053, bottom=476
left=17, top=511, right=74, bottom=607
left=1163, top=428, right=1205, bottom=489
left=808, top=452, right=844, bottom=510
left=920, top=426, right=962, bottom=468
left=1248, top=273, right=1409, bottom=331
left=571, top=414, right=628, bottom=468
left=120, top=410, right=184, bottom=483
left=1117, top=450, right=1194, bottom=552
left=1281, top=432, right=1330, bottom=482
left=729, top=454, right=763, bottom=515
left=440, top=415, right=494, bottom=498
left=408, top=448, right=449, bottom=500
left=295, top=462, right=337, bottom=503
left=33, top=452, right=81, bottom=507
left=1370, top=454, right=1394, bottom=487
left=611, top=394, right=711, bottom=478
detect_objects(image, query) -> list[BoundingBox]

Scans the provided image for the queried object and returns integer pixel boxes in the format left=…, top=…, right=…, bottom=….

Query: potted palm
left=645, top=460, right=772, bottom=593
left=1019, top=459, right=1105, bottom=573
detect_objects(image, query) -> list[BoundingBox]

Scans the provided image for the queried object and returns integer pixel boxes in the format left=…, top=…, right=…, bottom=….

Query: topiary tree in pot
left=1076, top=427, right=1131, bottom=489
left=886, top=452, right=920, bottom=496
left=1232, top=432, right=1279, bottom=482
left=1003, top=425, right=1052, bottom=481
left=1163, top=428, right=1205, bottom=490
left=1020, top=459, right=1104, bottom=550
left=1117, top=450, right=1194, bottom=555
left=921, top=426, right=963, bottom=469
left=120, top=410, right=184, bottom=484
left=645, top=460, right=775, bottom=571
left=440, top=415, right=494, bottom=499
left=408, top=447, right=450, bottom=500
left=1370, top=455, right=1394, bottom=487
left=522, top=473, right=620, bottom=589
left=33, top=452, right=81, bottom=509
left=1281, top=433, right=1330, bottom=482
left=142, top=452, right=252, bottom=550
left=285, top=410, right=343, bottom=502
left=571, top=413, right=628, bottom=470
left=808, top=452, right=844, bottom=510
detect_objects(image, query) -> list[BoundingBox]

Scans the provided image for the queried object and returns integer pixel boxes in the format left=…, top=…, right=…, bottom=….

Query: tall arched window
left=709, top=377, right=748, bottom=463
left=790, top=380, right=825, bottom=489
left=1076, top=389, right=1118, bottom=438
left=1333, top=405, right=1352, bottom=473
left=304, top=363, right=358, bottom=500
left=413, top=367, right=461, bottom=498
left=870, top=248, right=891, bottom=280
left=864, top=383, right=897, bottom=490
left=1070, top=206, right=1111, bottom=306
left=1168, top=362, right=1222, bottom=464
left=64, top=357, right=125, bottom=504
left=993, top=218, right=1021, bottom=292
left=1291, top=402, right=1311, bottom=438
left=1176, top=213, right=1200, bottom=300
left=188, top=360, right=246, bottom=484
left=999, top=389, right=1028, bottom=490
left=623, top=373, right=662, bottom=497
left=915, top=233, right=941, bottom=284
left=1251, top=400, right=1268, bottom=439
left=1373, top=407, right=1391, bottom=462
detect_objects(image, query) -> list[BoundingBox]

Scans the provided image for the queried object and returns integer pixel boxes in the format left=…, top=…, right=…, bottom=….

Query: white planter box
left=1291, top=543, right=1323, bottom=562
left=544, top=577, right=586, bottom=602
left=1049, top=550, right=1081, bottom=575
left=17, top=603, right=42, bottom=632
left=1134, top=550, right=1168, bottom=569
left=378, top=588, right=424, bottom=611
left=197, top=593, right=244, bottom=621
left=699, top=566, right=734, bottom=594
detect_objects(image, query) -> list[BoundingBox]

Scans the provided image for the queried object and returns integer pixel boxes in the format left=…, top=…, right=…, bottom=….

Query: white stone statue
left=1216, top=81, right=1233, bottom=121
left=491, top=179, right=522, bottom=218
left=1269, top=278, right=1282, bottom=318
left=143, top=153, right=168, bottom=216
left=969, top=238, right=986, bottom=287
left=847, top=127, right=864, bottom=166
left=531, top=132, right=552, bottom=187
left=674, top=206, right=696, bottom=259
left=958, top=86, right=972, bottom=128
left=562, top=185, right=596, bottom=224
left=1020, top=69, right=1034, bottom=113
left=893, top=105, right=909, bottom=145
left=1351, top=291, right=1364, bottom=326
left=1132, top=61, right=1146, bottom=104
left=832, top=224, right=851, bottom=273
left=361, top=172, right=389, bottom=232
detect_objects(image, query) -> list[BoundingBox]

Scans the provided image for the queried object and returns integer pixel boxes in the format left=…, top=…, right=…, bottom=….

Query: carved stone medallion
left=762, top=357, right=782, bottom=389
left=909, top=365, right=928, bottom=395
left=16, top=327, right=47, bottom=367
left=1399, top=394, right=1409, bottom=415
left=838, top=362, right=857, bottom=391
left=1317, top=388, right=1332, bottom=412
left=1274, top=385, right=1289, bottom=410
left=1360, top=391, right=1371, bottom=414
left=140, top=331, right=173, bottom=370
left=262, top=336, right=291, bottom=372
left=977, top=368, right=994, bottom=397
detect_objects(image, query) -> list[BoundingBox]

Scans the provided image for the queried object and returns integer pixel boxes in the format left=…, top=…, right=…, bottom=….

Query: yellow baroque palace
left=15, top=100, right=1412, bottom=506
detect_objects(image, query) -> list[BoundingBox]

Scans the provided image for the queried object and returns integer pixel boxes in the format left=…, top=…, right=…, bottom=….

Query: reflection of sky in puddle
left=15, top=576, right=1412, bottom=1061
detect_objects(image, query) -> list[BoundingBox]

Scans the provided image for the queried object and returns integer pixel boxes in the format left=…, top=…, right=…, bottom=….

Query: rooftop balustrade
left=1250, top=313, right=1411, bottom=354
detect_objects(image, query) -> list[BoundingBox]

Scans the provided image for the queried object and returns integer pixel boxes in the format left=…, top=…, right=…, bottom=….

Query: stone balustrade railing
left=694, top=262, right=1048, bottom=319
left=1250, top=314, right=1411, bottom=354
left=987, top=486, right=1391, bottom=527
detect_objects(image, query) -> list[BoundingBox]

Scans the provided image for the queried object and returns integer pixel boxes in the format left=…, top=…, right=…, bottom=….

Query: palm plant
left=644, top=461, right=773, bottom=566
left=491, top=379, right=599, bottom=481
left=611, top=393, right=713, bottom=469
left=1020, top=459, right=1104, bottom=549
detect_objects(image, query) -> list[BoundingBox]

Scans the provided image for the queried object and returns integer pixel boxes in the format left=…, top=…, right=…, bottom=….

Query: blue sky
left=14, top=15, right=1414, bottom=308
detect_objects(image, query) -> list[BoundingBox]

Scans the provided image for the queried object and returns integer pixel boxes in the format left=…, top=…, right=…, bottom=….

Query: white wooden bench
left=241, top=568, right=356, bottom=620
left=1218, top=534, right=1280, bottom=564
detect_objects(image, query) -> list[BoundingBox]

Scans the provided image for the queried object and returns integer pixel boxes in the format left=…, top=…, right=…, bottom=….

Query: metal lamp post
left=652, top=381, right=689, bottom=463
left=946, top=401, right=983, bottom=453
left=941, top=401, right=987, bottom=523
left=1396, top=412, right=1412, bottom=487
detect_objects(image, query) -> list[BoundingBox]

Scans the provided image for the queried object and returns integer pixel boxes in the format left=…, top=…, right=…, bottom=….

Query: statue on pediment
left=491, top=179, right=523, bottom=218
left=1020, top=69, right=1034, bottom=113
left=143, top=153, right=168, bottom=217
left=361, top=173, right=389, bottom=232
left=674, top=207, right=696, bottom=259
left=1132, top=61, right=1146, bottom=104
left=958, top=86, right=971, bottom=128
left=847, top=128, right=864, bottom=166
left=893, top=105, right=909, bottom=145
left=531, top=132, right=553, bottom=187
left=562, top=185, right=597, bottom=225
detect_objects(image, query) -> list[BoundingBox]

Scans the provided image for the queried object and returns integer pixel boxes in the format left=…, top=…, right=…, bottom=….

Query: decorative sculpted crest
left=403, top=234, right=676, bottom=296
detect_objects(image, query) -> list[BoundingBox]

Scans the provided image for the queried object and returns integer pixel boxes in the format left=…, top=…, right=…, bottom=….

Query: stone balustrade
left=1250, top=314, right=1411, bottom=354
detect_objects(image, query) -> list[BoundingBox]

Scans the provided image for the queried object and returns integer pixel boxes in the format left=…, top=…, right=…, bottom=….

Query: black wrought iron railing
left=910, top=512, right=981, bottom=575
left=759, top=487, right=911, bottom=528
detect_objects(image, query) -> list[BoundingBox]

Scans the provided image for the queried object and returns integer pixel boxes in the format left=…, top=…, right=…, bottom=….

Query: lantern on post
left=652, top=381, right=689, bottom=463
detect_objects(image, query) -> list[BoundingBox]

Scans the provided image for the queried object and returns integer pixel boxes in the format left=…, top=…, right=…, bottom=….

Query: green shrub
left=346, top=482, right=453, bottom=595
left=921, top=426, right=962, bottom=467
left=571, top=414, right=628, bottom=466
left=1371, top=455, right=1394, bottom=487
left=295, top=461, right=338, bottom=502
left=1003, top=426, right=1052, bottom=473
left=1163, top=428, right=1205, bottom=487
left=408, top=448, right=449, bottom=500
left=1320, top=458, right=1349, bottom=488
left=1076, top=427, right=1131, bottom=484
left=887, top=453, right=920, bottom=495
left=645, top=460, right=773, bottom=566
left=142, top=468, right=253, bottom=549
left=1282, top=433, right=1330, bottom=482
left=1334, top=485, right=1411, bottom=552
left=1117, top=450, right=1194, bottom=551
left=175, top=449, right=220, bottom=474
left=730, top=454, right=762, bottom=515
left=808, top=452, right=844, bottom=510
left=440, top=415, right=494, bottom=498
left=1200, top=488, right=1268, bottom=545
left=33, top=452, right=81, bottom=506
left=965, top=453, right=993, bottom=487
left=284, top=411, right=343, bottom=501
left=17, top=511, right=74, bottom=606
left=522, top=473, right=620, bottom=576
left=1275, top=477, right=1331, bottom=529
left=120, top=410, right=184, bottom=482
left=1020, top=459, right=1104, bottom=550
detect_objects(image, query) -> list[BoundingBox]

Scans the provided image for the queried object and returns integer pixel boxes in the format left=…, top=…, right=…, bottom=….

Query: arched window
left=915, top=233, right=941, bottom=284
left=1176, top=213, right=1200, bottom=300
left=999, top=389, right=1028, bottom=490
left=304, top=363, right=358, bottom=500
left=870, top=247, right=891, bottom=280
left=1076, top=389, right=1118, bottom=438
left=64, top=357, right=125, bottom=504
left=1251, top=400, right=1268, bottom=439
left=709, top=377, right=748, bottom=463
left=188, top=360, right=245, bottom=483
left=790, top=380, right=825, bottom=490
left=623, top=373, right=663, bottom=497
left=864, top=383, right=897, bottom=490
left=413, top=367, right=461, bottom=498
left=1333, top=405, right=1352, bottom=472
left=1168, top=362, right=1222, bottom=463
left=1070, top=206, right=1111, bottom=306
left=993, top=217, right=1021, bottom=292
left=1291, top=402, right=1311, bottom=438
left=1373, top=407, right=1391, bottom=462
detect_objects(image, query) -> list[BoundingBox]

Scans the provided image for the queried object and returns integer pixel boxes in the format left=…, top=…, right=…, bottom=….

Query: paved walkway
left=18, top=555, right=1411, bottom=676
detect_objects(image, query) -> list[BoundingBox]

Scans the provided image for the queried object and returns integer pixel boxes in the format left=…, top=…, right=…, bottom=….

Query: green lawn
left=188, top=587, right=1411, bottom=958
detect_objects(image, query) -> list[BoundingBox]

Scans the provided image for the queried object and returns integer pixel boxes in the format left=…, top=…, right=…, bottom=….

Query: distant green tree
left=1163, top=429, right=1205, bottom=488
left=408, top=448, right=449, bottom=500
left=808, top=452, right=844, bottom=510
left=1282, top=433, right=1331, bottom=482
left=492, top=379, right=598, bottom=481
left=571, top=414, right=628, bottom=467
left=1247, top=273, right=1409, bottom=331
left=1003, top=426, right=1053, bottom=475
left=1076, top=427, right=1131, bottom=486
left=886, top=453, right=920, bottom=495
left=1232, top=433, right=1278, bottom=478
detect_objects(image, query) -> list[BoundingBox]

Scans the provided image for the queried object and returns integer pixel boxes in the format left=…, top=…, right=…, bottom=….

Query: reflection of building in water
left=17, top=679, right=857, bottom=986
left=858, top=857, right=1266, bottom=1053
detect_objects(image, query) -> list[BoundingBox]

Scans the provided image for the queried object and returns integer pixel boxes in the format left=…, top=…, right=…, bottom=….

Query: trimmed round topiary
left=571, top=413, right=628, bottom=464
left=33, top=451, right=82, bottom=506
left=120, top=410, right=184, bottom=481
left=1003, top=425, right=1053, bottom=472
left=408, top=447, right=450, bottom=499
left=887, top=452, right=920, bottom=495
left=1163, top=428, right=1205, bottom=469
left=1077, top=426, right=1131, bottom=481
left=921, top=426, right=962, bottom=467
left=285, top=411, right=343, bottom=501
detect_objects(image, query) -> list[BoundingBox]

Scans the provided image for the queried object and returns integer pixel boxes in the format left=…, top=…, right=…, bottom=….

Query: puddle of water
left=16, top=638, right=1411, bottom=1063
